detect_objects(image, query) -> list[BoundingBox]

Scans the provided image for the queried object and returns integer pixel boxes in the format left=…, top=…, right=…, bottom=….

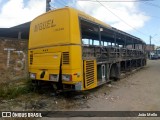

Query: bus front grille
left=62, top=52, right=69, bottom=64
left=85, top=61, right=94, bottom=87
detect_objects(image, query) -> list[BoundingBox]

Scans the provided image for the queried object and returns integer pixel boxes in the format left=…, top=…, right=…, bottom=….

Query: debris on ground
left=107, top=84, right=112, bottom=87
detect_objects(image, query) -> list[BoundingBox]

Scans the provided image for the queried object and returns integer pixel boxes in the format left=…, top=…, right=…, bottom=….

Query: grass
left=0, top=79, right=33, bottom=99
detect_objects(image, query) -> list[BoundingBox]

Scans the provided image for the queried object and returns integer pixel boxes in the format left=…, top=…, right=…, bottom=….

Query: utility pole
left=150, top=34, right=157, bottom=50
left=46, top=0, right=51, bottom=12
left=149, top=34, right=157, bottom=59
left=150, top=35, right=152, bottom=47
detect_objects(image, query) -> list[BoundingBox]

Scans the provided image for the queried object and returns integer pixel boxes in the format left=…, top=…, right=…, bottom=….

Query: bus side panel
left=61, top=45, right=83, bottom=85
left=69, top=9, right=81, bottom=44
left=83, top=60, right=97, bottom=90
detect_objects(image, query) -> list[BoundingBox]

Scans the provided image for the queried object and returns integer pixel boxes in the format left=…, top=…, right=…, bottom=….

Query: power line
left=142, top=1, right=160, bottom=9
left=49, top=0, right=150, bottom=37
left=50, top=0, right=67, bottom=9
left=78, top=0, right=154, bottom=2
left=97, top=3, right=160, bottom=19
left=58, top=0, right=66, bottom=6
left=68, top=0, right=85, bottom=10
left=96, top=0, right=149, bottom=36
left=81, top=0, right=160, bottom=19
left=61, top=0, right=68, bottom=5
left=50, top=0, right=65, bottom=7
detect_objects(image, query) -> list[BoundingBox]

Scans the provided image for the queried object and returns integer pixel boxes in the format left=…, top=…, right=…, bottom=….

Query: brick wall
left=0, top=37, right=28, bottom=83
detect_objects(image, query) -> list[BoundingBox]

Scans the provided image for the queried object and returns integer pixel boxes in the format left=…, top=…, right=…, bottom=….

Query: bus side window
left=82, top=39, right=89, bottom=45
left=94, top=40, right=100, bottom=46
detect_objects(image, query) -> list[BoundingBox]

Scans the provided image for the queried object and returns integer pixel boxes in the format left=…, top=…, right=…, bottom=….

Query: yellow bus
left=28, top=7, right=146, bottom=91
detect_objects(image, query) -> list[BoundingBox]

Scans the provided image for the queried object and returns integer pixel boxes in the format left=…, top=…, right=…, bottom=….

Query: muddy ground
left=0, top=60, right=160, bottom=120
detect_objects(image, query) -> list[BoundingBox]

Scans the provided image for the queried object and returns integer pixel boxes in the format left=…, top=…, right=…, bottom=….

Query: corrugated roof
left=0, top=22, right=30, bottom=39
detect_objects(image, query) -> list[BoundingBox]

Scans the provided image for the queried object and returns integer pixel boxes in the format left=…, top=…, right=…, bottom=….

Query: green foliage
left=0, top=79, right=33, bottom=99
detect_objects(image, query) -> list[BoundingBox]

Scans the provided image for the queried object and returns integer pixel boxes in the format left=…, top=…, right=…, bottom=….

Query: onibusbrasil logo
left=1, top=112, right=42, bottom=118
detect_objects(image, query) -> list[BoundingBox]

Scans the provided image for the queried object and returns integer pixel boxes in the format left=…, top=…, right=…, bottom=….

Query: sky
left=0, top=0, right=159, bottom=46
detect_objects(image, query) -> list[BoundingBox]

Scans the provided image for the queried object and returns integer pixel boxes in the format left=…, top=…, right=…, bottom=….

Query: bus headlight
left=30, top=73, right=36, bottom=79
left=62, top=74, right=72, bottom=81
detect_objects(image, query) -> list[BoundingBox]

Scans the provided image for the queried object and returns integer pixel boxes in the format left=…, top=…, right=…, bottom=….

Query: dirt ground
left=0, top=60, right=160, bottom=120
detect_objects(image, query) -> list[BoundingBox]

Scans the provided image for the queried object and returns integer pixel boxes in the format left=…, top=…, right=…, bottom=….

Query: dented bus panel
left=28, top=7, right=146, bottom=91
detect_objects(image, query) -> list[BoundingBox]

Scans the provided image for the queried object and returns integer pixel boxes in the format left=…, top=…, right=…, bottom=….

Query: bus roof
left=32, top=7, right=145, bottom=44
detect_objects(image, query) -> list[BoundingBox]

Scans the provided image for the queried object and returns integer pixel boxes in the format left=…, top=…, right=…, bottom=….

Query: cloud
left=0, top=0, right=46, bottom=28
left=75, top=0, right=150, bottom=32
left=0, top=0, right=150, bottom=32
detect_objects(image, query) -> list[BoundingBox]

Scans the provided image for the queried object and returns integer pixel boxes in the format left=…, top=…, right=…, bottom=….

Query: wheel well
left=109, top=63, right=120, bottom=80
